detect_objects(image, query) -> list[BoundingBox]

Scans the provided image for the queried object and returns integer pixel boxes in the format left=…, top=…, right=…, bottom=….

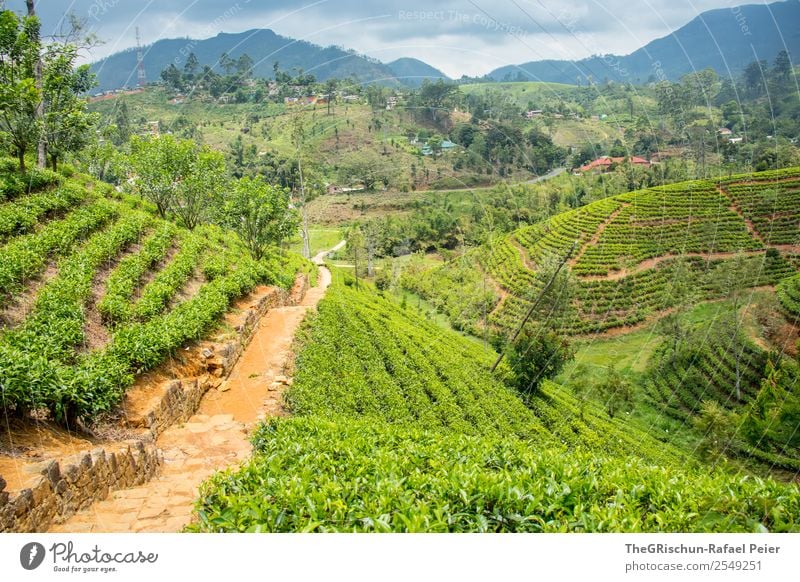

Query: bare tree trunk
left=297, top=157, right=310, bottom=259
left=26, top=0, right=46, bottom=169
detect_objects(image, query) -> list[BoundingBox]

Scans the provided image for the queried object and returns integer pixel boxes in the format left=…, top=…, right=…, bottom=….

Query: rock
left=212, top=367, right=224, bottom=378
left=64, top=464, right=80, bottom=484
left=201, top=348, right=214, bottom=359
left=41, top=460, right=60, bottom=485
left=267, top=383, right=280, bottom=392
left=79, top=453, right=93, bottom=471
left=274, top=375, right=289, bottom=384
left=14, top=489, right=33, bottom=517
left=0, top=476, right=6, bottom=491
left=218, top=383, right=231, bottom=393
left=54, top=480, right=68, bottom=495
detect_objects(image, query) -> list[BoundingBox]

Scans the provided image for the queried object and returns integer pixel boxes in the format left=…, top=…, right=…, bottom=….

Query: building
left=525, top=109, right=543, bottom=119
left=578, top=156, right=651, bottom=173
left=718, top=127, right=733, bottom=136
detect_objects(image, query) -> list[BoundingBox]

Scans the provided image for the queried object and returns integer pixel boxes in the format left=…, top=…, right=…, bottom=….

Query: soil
left=0, top=262, right=59, bottom=329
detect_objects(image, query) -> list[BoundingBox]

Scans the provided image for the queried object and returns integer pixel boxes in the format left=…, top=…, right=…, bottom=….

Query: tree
left=345, top=224, right=364, bottom=287
left=362, top=220, right=384, bottom=277
left=128, top=134, right=195, bottom=218
left=0, top=9, right=42, bottom=172
left=113, top=99, right=131, bottom=145
left=290, top=113, right=311, bottom=259
left=658, top=256, right=697, bottom=356
left=41, top=47, right=98, bottom=171
left=339, top=149, right=394, bottom=190
left=325, top=78, right=337, bottom=115
left=172, top=146, right=227, bottom=230
left=183, top=52, right=199, bottom=83
left=228, top=134, right=246, bottom=177
left=160, top=63, right=182, bottom=90
left=693, top=400, right=741, bottom=461
left=418, top=79, right=459, bottom=122
left=506, top=325, right=575, bottom=394
left=716, top=253, right=754, bottom=399
left=773, top=50, right=791, bottom=81
left=223, top=177, right=299, bottom=260
left=600, top=365, right=633, bottom=418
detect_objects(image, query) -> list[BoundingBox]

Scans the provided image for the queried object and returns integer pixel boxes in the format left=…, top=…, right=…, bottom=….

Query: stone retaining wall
left=0, top=441, right=161, bottom=533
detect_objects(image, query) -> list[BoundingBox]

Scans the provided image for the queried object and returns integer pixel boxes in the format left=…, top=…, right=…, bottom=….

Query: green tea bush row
left=0, top=199, right=116, bottom=301
left=0, top=183, right=87, bottom=242
left=98, top=223, right=178, bottom=325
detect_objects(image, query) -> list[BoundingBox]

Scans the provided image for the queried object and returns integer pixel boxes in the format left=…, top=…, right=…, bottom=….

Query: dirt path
left=50, top=244, right=341, bottom=533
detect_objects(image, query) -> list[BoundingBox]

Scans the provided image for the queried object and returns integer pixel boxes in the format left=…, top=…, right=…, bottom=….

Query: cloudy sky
left=6, top=0, right=769, bottom=76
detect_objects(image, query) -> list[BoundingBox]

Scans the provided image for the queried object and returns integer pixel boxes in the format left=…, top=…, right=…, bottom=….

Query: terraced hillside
left=404, top=167, right=800, bottom=337
left=0, top=164, right=309, bottom=425
left=190, top=276, right=800, bottom=532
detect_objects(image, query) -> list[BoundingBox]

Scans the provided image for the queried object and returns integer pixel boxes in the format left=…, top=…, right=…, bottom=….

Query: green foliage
left=128, top=134, right=226, bottom=227
left=0, top=9, right=41, bottom=172
left=0, top=182, right=84, bottom=242
left=130, top=230, right=208, bottom=321
left=599, top=365, right=633, bottom=418
left=0, top=197, right=114, bottom=300
left=222, top=176, right=299, bottom=260
left=506, top=325, right=575, bottom=394
left=98, top=223, right=178, bottom=325
left=191, top=415, right=800, bottom=532
left=284, top=274, right=540, bottom=437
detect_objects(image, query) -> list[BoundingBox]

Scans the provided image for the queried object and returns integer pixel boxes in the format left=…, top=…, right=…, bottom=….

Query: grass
left=287, top=227, right=343, bottom=257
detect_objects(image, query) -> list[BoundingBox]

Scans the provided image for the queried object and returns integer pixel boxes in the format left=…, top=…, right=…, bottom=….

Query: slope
left=0, top=163, right=311, bottom=425
left=189, top=275, right=800, bottom=533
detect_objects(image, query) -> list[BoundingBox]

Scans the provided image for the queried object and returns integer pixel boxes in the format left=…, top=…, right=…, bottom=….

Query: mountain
left=90, top=29, right=403, bottom=92
left=488, top=0, right=800, bottom=84
left=386, top=58, right=449, bottom=87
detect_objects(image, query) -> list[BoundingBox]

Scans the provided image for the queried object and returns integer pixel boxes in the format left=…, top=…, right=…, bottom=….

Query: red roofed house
left=578, top=156, right=651, bottom=173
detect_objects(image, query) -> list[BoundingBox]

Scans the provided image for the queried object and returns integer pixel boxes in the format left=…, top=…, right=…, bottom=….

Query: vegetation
left=192, top=277, right=799, bottom=532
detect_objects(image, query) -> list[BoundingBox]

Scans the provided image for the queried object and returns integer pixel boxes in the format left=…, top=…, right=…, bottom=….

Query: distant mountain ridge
left=386, top=58, right=449, bottom=87
left=90, top=1, right=799, bottom=91
left=90, top=28, right=407, bottom=92
left=488, top=0, right=800, bottom=83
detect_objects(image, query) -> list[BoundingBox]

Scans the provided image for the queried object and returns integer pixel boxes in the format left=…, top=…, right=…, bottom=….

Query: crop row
left=0, top=251, right=277, bottom=421
left=129, top=230, right=210, bottom=321
left=0, top=199, right=117, bottom=301
left=98, top=223, right=179, bottom=325
left=0, top=183, right=88, bottom=243
left=286, top=275, right=542, bottom=438
left=2, top=212, right=151, bottom=366
left=776, top=273, right=800, bottom=319
left=0, top=164, right=60, bottom=201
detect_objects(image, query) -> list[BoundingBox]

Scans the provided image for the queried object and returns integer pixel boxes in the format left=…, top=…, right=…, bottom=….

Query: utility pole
left=136, top=27, right=146, bottom=87
left=490, top=240, right=578, bottom=372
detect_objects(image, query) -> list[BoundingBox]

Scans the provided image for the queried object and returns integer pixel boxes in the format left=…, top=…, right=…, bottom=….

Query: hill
left=401, top=166, right=800, bottom=472
left=488, top=0, right=800, bottom=83
left=386, top=58, right=450, bottom=87
left=0, top=161, right=309, bottom=424
left=188, top=274, right=799, bottom=532
left=90, top=29, right=449, bottom=92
